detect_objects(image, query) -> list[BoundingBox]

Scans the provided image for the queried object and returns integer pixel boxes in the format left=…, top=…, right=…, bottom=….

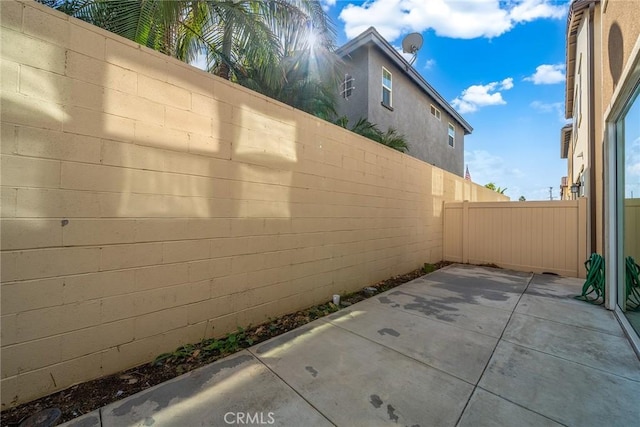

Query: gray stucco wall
left=336, top=45, right=465, bottom=176
left=335, top=48, right=369, bottom=124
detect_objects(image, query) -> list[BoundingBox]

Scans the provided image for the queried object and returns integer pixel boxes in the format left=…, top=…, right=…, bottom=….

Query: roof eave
left=565, top=0, right=600, bottom=118
left=337, top=27, right=473, bottom=134
left=561, top=123, right=572, bottom=159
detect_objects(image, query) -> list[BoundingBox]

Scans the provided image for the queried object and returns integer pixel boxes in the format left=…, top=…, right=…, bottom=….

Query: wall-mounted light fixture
left=570, top=182, right=581, bottom=197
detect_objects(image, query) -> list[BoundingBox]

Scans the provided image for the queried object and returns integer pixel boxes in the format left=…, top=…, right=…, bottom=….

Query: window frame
left=342, top=74, right=353, bottom=99
left=430, top=104, right=441, bottom=121
left=381, top=67, right=392, bottom=108
left=447, top=123, right=455, bottom=147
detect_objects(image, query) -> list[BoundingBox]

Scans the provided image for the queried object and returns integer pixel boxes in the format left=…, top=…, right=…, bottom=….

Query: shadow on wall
left=609, top=21, right=623, bottom=87
left=0, top=0, right=504, bottom=409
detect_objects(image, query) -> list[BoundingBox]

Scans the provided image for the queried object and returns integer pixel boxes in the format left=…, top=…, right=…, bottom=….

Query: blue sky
left=322, top=0, right=571, bottom=200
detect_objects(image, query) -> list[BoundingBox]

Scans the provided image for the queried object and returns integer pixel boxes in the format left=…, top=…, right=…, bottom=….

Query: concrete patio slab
left=426, top=265, right=531, bottom=291
left=56, top=265, right=640, bottom=427
left=99, top=351, right=331, bottom=427
left=527, top=273, right=590, bottom=299
left=458, top=388, right=563, bottom=427
left=398, top=276, right=523, bottom=311
left=252, top=319, right=474, bottom=426
left=478, top=340, right=640, bottom=426
left=326, top=304, right=498, bottom=384
left=515, top=293, right=624, bottom=336
left=59, top=410, right=101, bottom=427
left=360, top=287, right=513, bottom=338
left=503, top=313, right=640, bottom=380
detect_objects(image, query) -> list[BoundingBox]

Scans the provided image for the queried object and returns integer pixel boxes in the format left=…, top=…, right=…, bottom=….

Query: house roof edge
left=337, top=27, right=473, bottom=134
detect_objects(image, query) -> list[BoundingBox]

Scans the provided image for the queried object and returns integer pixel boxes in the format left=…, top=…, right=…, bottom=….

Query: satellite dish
left=401, top=33, right=423, bottom=67
left=402, top=33, right=423, bottom=54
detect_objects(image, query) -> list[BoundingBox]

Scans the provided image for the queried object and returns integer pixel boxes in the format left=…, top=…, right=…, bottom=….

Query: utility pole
left=549, top=187, right=553, bottom=200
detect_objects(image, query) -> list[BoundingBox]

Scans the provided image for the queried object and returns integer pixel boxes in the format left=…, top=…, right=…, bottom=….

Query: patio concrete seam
left=245, top=347, right=338, bottom=427
left=514, top=308, right=624, bottom=337
left=326, top=315, right=477, bottom=386
left=454, top=273, right=535, bottom=426
left=499, top=339, right=640, bottom=384
left=473, top=386, right=570, bottom=427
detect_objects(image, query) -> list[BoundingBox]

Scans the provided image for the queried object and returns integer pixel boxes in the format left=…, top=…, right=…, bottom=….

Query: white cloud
left=320, top=0, right=336, bottom=12
left=465, top=149, right=556, bottom=200
left=509, top=0, right=566, bottom=22
left=339, top=0, right=568, bottom=41
left=525, top=64, right=565, bottom=84
left=500, top=77, right=514, bottom=90
left=465, top=149, right=525, bottom=197
left=530, top=100, right=569, bottom=123
left=451, top=78, right=514, bottom=113
left=424, top=58, right=436, bottom=69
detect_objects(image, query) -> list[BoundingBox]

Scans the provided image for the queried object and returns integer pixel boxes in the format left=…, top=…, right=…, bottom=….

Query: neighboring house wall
left=564, top=0, right=604, bottom=254
left=364, top=47, right=464, bottom=176
left=572, top=17, right=590, bottom=191
left=336, top=47, right=369, bottom=122
left=335, top=30, right=467, bottom=177
left=0, top=0, right=507, bottom=408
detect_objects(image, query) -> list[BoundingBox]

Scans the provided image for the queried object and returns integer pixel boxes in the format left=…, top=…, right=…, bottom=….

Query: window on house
left=382, top=67, right=392, bottom=107
left=342, top=74, right=353, bottom=99
left=448, top=123, right=455, bottom=147
left=430, top=105, right=441, bottom=120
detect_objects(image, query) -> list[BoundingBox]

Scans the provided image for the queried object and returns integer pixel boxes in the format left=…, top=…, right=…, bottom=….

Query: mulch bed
left=1, top=262, right=450, bottom=425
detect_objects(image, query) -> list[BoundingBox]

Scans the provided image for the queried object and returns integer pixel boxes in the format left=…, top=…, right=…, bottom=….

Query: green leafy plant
left=334, top=116, right=409, bottom=153
left=153, top=327, right=254, bottom=366
left=422, top=263, right=436, bottom=274
left=484, top=182, right=507, bottom=194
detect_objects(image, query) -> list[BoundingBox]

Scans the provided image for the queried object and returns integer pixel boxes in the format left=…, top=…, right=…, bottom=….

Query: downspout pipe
left=588, top=2, right=597, bottom=254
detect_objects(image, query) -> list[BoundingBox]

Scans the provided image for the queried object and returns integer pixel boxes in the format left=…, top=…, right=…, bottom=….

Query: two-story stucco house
left=335, top=27, right=472, bottom=177
left=560, top=0, right=640, bottom=347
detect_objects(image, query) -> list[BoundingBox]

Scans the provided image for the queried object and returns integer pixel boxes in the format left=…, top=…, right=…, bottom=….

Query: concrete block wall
left=0, top=0, right=507, bottom=407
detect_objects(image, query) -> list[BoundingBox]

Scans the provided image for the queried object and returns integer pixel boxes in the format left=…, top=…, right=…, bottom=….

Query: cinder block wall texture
left=0, top=0, right=506, bottom=407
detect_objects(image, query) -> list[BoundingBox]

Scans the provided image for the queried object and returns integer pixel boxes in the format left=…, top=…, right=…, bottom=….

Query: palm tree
left=335, top=116, right=409, bottom=153
left=234, top=3, right=341, bottom=118
left=38, top=0, right=339, bottom=117
left=485, top=183, right=507, bottom=194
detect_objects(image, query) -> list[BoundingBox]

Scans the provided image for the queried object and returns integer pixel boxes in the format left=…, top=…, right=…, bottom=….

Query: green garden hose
left=625, top=256, right=640, bottom=310
left=576, top=253, right=605, bottom=305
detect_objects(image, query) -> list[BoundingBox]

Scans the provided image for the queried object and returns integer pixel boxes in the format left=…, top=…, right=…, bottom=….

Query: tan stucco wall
left=0, top=0, right=507, bottom=407
left=601, top=0, right=640, bottom=111
left=599, top=0, right=640, bottom=257
left=573, top=16, right=590, bottom=182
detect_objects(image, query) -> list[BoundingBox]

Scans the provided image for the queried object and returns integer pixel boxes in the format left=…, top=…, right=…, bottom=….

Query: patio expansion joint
left=98, top=407, right=103, bottom=427
left=469, top=386, right=570, bottom=427
left=324, top=316, right=477, bottom=386
left=453, top=273, right=537, bottom=427
left=498, top=337, right=640, bottom=384
left=245, top=348, right=338, bottom=427
left=514, top=302, right=626, bottom=338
